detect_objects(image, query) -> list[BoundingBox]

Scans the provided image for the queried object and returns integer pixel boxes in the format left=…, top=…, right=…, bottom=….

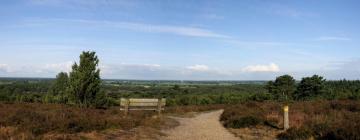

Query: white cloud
left=142, top=64, right=161, bottom=67
left=100, top=63, right=161, bottom=75
left=42, top=61, right=73, bottom=73
left=0, top=64, right=11, bottom=72
left=316, top=36, right=351, bottom=41
left=242, top=63, right=280, bottom=72
left=186, top=65, right=209, bottom=72
left=25, top=18, right=229, bottom=38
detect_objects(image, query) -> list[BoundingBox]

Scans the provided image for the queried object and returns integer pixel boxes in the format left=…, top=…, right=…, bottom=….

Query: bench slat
left=120, top=98, right=166, bottom=116
left=120, top=98, right=166, bottom=107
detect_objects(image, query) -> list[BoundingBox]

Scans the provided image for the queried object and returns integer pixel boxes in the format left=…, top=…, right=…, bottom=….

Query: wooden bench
left=120, top=98, right=166, bottom=116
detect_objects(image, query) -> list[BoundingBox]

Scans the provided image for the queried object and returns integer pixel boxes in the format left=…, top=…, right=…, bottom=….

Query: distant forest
left=0, top=76, right=359, bottom=107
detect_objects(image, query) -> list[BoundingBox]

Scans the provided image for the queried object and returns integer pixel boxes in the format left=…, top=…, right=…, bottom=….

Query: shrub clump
left=221, top=100, right=360, bottom=140
left=277, top=127, right=313, bottom=140
left=225, top=116, right=262, bottom=128
left=220, top=102, right=280, bottom=129
left=0, top=103, right=157, bottom=138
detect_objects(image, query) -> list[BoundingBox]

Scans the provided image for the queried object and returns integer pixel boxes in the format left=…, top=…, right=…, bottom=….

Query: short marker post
left=283, top=105, right=289, bottom=130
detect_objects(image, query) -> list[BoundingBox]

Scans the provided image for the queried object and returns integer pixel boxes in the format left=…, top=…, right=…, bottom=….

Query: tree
left=295, top=75, right=326, bottom=100
left=172, top=85, right=180, bottom=90
left=68, top=51, right=101, bottom=107
left=266, top=75, right=296, bottom=101
left=51, top=72, right=69, bottom=95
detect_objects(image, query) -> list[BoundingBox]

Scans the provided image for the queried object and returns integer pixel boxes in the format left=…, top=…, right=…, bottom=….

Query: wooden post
left=157, top=98, right=162, bottom=116
left=284, top=105, right=289, bottom=130
left=124, top=99, right=129, bottom=117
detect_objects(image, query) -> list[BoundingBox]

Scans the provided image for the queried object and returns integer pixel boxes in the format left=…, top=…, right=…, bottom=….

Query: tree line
left=0, top=51, right=359, bottom=107
left=266, top=74, right=360, bottom=101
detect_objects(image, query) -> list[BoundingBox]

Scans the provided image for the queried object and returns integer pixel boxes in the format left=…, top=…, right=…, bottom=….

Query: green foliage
left=1, top=74, right=360, bottom=105
left=48, top=72, right=70, bottom=104
left=94, top=91, right=114, bottom=109
left=50, top=72, right=69, bottom=96
left=172, top=84, right=180, bottom=90
left=295, top=75, right=326, bottom=100
left=68, top=51, right=101, bottom=107
left=325, top=79, right=360, bottom=100
left=266, top=75, right=296, bottom=101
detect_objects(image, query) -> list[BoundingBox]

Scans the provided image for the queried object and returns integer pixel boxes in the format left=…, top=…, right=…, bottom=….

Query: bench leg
left=157, top=99, right=162, bottom=116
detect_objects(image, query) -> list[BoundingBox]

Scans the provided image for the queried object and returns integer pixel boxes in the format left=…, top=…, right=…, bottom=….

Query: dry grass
left=0, top=103, right=165, bottom=139
left=1, top=101, right=359, bottom=140
left=0, top=102, right=221, bottom=139
left=220, top=100, right=360, bottom=140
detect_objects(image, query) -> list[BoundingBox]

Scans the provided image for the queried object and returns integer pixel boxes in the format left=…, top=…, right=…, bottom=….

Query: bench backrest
left=120, top=98, right=166, bottom=115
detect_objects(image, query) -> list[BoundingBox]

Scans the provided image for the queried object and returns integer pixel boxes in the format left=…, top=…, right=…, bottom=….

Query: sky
left=0, top=0, right=360, bottom=80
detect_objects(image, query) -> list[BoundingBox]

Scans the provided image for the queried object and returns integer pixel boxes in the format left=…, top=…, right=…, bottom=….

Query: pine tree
left=68, top=51, right=101, bottom=107
left=266, top=75, right=296, bottom=101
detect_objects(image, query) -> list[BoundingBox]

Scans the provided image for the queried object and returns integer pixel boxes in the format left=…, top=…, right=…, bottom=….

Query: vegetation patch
left=221, top=100, right=360, bottom=140
left=0, top=103, right=160, bottom=139
left=225, top=116, right=262, bottom=128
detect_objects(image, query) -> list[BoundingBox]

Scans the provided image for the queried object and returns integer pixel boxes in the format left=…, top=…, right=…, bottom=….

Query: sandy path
left=162, top=110, right=239, bottom=140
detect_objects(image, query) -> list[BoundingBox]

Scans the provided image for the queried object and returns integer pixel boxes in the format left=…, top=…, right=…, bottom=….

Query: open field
left=0, top=78, right=360, bottom=139
left=1, top=100, right=359, bottom=140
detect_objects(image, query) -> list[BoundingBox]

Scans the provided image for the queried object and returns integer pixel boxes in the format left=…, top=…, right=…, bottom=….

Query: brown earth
left=162, top=110, right=239, bottom=140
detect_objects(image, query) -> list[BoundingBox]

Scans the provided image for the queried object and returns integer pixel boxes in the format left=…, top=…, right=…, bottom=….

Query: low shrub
left=330, top=101, right=360, bottom=112
left=225, top=116, right=262, bottom=128
left=221, top=100, right=360, bottom=140
left=0, top=103, right=158, bottom=138
left=277, top=127, right=313, bottom=140
left=220, top=102, right=281, bottom=129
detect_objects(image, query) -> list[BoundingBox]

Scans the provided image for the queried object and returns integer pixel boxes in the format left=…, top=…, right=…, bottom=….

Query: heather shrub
left=0, top=103, right=158, bottom=138
left=277, top=127, right=313, bottom=140
left=225, top=116, right=262, bottom=128
left=221, top=100, right=360, bottom=140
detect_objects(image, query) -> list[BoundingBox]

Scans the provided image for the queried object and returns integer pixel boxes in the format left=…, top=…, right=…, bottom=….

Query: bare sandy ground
left=162, top=110, right=239, bottom=140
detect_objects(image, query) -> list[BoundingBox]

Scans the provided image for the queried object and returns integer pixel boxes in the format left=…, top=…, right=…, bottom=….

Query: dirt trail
left=162, top=110, right=239, bottom=140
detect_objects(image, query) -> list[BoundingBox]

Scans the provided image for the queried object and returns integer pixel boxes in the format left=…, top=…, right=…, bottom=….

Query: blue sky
left=0, top=0, right=360, bottom=80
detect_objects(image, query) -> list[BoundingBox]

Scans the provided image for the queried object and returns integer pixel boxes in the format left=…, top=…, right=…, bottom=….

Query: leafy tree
left=295, top=75, right=326, bottom=100
left=51, top=72, right=69, bottom=95
left=266, top=75, right=296, bottom=101
left=172, top=85, right=181, bottom=90
left=68, top=51, right=101, bottom=107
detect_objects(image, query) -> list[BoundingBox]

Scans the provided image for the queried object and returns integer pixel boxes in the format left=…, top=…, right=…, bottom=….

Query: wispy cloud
left=242, top=63, right=280, bottom=72
left=265, top=4, right=318, bottom=18
left=224, top=39, right=290, bottom=48
left=29, top=0, right=136, bottom=8
left=316, top=36, right=351, bottom=41
left=202, top=14, right=224, bottom=20
left=23, top=18, right=230, bottom=38
left=186, top=64, right=209, bottom=72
